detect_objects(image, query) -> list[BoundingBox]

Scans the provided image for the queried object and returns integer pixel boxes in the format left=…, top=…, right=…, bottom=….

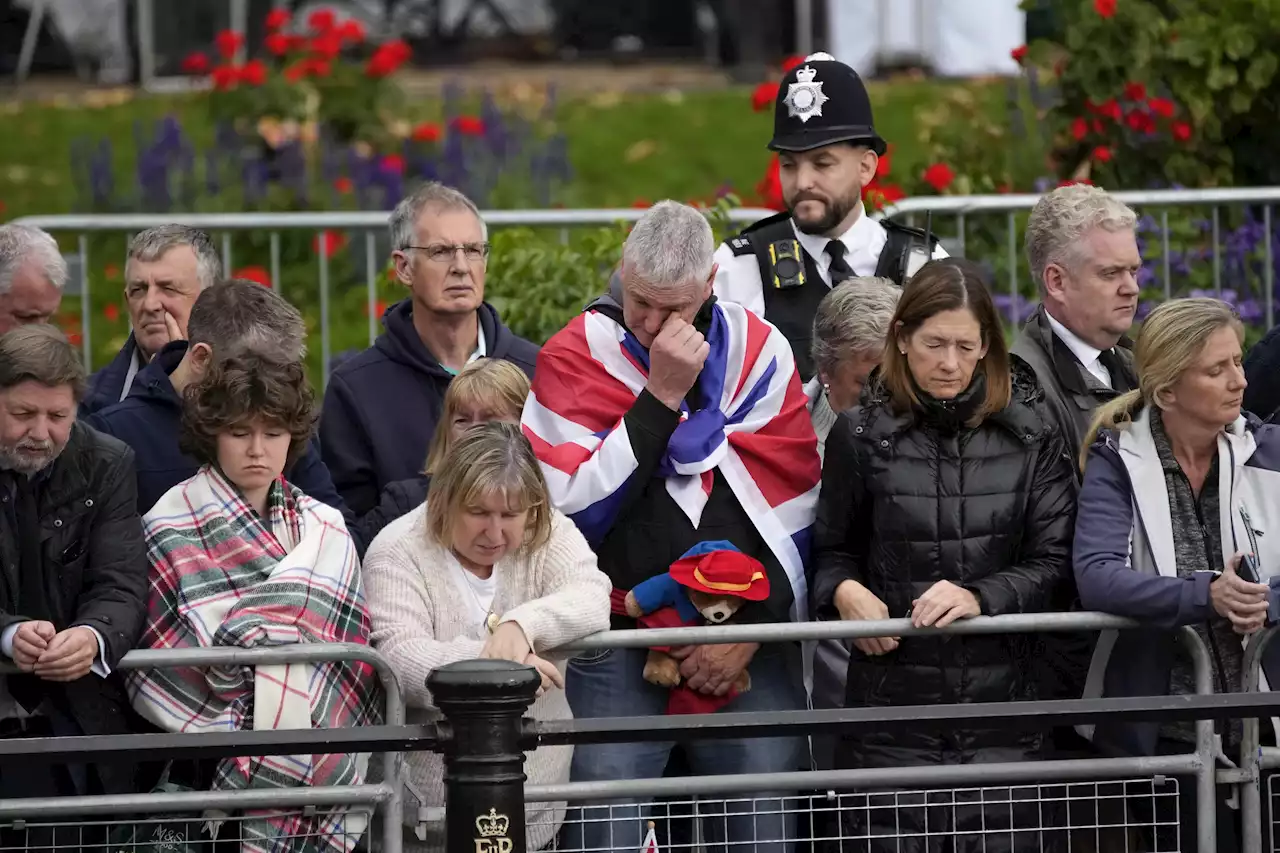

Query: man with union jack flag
left=522, top=200, right=819, bottom=851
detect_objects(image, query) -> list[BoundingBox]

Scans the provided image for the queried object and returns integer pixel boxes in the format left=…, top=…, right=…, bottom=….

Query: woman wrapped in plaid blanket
left=126, top=354, right=379, bottom=853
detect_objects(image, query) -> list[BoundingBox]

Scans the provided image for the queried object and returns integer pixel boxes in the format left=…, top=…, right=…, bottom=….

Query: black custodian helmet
left=768, top=53, right=887, bottom=156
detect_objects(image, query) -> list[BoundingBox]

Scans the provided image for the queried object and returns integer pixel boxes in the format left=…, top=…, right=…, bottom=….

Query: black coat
left=811, top=360, right=1077, bottom=770
left=0, top=421, right=149, bottom=794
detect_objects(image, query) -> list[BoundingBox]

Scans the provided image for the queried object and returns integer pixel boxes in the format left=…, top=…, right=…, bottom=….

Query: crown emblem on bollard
left=476, top=808, right=510, bottom=838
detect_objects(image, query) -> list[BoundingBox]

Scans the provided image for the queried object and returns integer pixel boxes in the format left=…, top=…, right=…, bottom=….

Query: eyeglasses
left=403, top=243, right=491, bottom=264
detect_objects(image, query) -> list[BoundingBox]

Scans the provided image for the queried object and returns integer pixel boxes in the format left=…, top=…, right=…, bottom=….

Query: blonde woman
left=354, top=358, right=530, bottom=543
left=1075, top=297, right=1280, bottom=850
left=363, top=421, right=611, bottom=851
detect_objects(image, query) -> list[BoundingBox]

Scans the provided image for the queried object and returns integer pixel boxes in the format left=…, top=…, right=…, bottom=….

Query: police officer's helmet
left=769, top=52, right=887, bottom=156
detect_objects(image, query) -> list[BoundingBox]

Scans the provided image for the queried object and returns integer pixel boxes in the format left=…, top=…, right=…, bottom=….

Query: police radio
left=767, top=239, right=806, bottom=290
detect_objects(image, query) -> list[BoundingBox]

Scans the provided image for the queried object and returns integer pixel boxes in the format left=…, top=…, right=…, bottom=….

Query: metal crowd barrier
left=5, top=614, right=1276, bottom=853
left=882, top=187, right=1280, bottom=329
left=0, top=643, right=406, bottom=853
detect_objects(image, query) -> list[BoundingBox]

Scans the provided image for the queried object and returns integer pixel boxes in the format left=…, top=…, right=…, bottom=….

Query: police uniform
left=712, top=53, right=948, bottom=381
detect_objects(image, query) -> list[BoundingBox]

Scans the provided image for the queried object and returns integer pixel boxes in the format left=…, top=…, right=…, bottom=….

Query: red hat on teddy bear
left=668, top=540, right=770, bottom=602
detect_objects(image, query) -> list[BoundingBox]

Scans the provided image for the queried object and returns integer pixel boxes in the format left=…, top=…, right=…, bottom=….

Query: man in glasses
left=319, top=182, right=539, bottom=519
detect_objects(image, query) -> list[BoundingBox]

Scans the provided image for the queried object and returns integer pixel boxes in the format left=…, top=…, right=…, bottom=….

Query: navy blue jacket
left=82, top=334, right=143, bottom=418
left=1074, top=409, right=1280, bottom=757
left=319, top=299, right=538, bottom=517
left=84, top=342, right=364, bottom=553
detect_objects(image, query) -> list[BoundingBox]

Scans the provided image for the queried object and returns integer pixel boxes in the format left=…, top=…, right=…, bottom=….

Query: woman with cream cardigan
left=362, top=421, right=612, bottom=851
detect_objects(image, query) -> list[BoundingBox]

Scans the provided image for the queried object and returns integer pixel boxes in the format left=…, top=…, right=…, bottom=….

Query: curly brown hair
left=179, top=354, right=317, bottom=473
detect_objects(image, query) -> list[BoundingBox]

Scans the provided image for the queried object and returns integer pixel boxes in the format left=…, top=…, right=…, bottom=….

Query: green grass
left=0, top=77, right=1004, bottom=219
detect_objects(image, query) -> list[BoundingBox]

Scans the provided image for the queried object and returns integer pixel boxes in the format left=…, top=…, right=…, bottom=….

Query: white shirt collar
left=1043, top=309, right=1112, bottom=387
left=790, top=203, right=888, bottom=284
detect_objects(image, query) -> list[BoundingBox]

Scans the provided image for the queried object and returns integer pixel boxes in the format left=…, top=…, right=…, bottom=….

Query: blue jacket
left=319, top=298, right=538, bottom=517
left=82, top=334, right=143, bottom=417
left=84, top=342, right=364, bottom=553
left=1074, top=406, right=1280, bottom=757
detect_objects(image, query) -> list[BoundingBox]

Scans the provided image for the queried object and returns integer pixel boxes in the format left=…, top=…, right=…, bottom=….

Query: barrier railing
left=6, top=615, right=1276, bottom=853
left=0, top=643, right=407, bottom=853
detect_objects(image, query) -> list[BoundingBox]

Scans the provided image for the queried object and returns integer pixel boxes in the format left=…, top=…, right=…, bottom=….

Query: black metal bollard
left=428, top=659, right=540, bottom=853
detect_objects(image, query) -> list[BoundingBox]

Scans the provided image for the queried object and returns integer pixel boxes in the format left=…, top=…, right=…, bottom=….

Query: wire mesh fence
left=0, top=805, right=374, bottom=852
left=536, top=779, right=1182, bottom=852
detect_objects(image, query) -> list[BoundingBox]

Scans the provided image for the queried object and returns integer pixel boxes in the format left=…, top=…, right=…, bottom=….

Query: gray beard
left=0, top=442, right=60, bottom=476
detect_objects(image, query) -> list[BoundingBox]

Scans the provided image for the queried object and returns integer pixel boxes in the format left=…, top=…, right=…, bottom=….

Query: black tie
left=826, top=240, right=855, bottom=286
left=9, top=475, right=52, bottom=713
left=1097, top=347, right=1133, bottom=393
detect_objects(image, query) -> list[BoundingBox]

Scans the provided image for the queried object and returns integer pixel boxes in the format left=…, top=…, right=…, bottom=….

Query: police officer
left=713, top=52, right=948, bottom=381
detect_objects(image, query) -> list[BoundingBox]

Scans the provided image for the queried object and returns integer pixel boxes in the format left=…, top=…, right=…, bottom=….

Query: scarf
left=128, top=465, right=378, bottom=853
left=522, top=299, right=821, bottom=620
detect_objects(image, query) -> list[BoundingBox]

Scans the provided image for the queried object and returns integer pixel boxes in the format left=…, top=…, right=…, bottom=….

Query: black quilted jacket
left=811, top=358, right=1078, bottom=768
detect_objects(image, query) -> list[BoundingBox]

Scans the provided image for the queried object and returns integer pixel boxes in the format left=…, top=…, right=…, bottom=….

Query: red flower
left=756, top=157, right=783, bottom=211
left=380, top=154, right=405, bottom=174
left=311, top=32, right=343, bottom=59
left=1092, top=119, right=1105, bottom=134
left=1099, top=99, right=1122, bottom=120
left=313, top=231, right=347, bottom=257
left=233, top=266, right=272, bottom=287
left=366, top=39, right=412, bottom=78
left=864, top=181, right=906, bottom=209
left=104, top=264, right=119, bottom=279
left=876, top=144, right=894, bottom=178
left=631, top=198, right=650, bottom=209
left=412, top=122, right=441, bottom=143
left=339, top=19, right=366, bottom=43
left=1094, top=0, right=1117, bottom=18
left=265, top=32, right=292, bottom=56
left=751, top=82, right=780, bottom=112
left=1148, top=97, right=1175, bottom=118
left=103, top=303, right=120, bottom=322
left=1071, top=117, right=1088, bottom=140
left=1126, top=109, right=1155, bottom=133
left=307, top=9, right=336, bottom=32
left=996, top=183, right=1012, bottom=194
left=1172, top=121, right=1192, bottom=142
left=1093, top=146, right=1113, bottom=163
left=265, top=9, right=290, bottom=30
left=781, top=55, right=805, bottom=73
left=211, top=65, right=239, bottom=90
left=214, top=29, right=244, bottom=60
left=284, top=61, right=308, bottom=82
left=334, top=176, right=353, bottom=194
left=922, top=163, right=955, bottom=193
left=65, top=331, right=83, bottom=347
left=180, top=52, right=209, bottom=74
left=1011, top=45, right=1028, bottom=64
left=1123, top=81, right=1146, bottom=101
left=1057, top=178, right=1096, bottom=188
left=238, top=59, right=267, bottom=87
left=365, top=300, right=389, bottom=318
left=451, top=116, right=486, bottom=136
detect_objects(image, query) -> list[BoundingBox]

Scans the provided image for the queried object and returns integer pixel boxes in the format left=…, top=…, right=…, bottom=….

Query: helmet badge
left=784, top=64, right=828, bottom=124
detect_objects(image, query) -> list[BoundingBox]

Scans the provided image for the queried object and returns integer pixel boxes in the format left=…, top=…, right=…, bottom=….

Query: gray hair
left=0, top=323, right=86, bottom=400
left=0, top=224, right=68, bottom=294
left=1025, top=184, right=1137, bottom=290
left=186, top=278, right=307, bottom=363
left=126, top=225, right=222, bottom=290
left=389, top=182, right=487, bottom=252
left=811, top=277, right=902, bottom=378
left=622, top=200, right=715, bottom=288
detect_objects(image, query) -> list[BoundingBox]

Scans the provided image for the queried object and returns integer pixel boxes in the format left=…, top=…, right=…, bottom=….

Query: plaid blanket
left=128, top=464, right=379, bottom=853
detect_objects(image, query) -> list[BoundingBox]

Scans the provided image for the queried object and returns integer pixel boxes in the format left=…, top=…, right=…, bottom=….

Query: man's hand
left=10, top=620, right=56, bottom=672
left=833, top=579, right=899, bottom=655
left=480, top=622, right=532, bottom=665
left=672, top=642, right=758, bottom=696
left=1212, top=553, right=1270, bottom=635
left=32, top=626, right=98, bottom=682
left=912, top=580, right=982, bottom=629
left=526, top=653, right=565, bottom=698
left=645, top=315, right=709, bottom=411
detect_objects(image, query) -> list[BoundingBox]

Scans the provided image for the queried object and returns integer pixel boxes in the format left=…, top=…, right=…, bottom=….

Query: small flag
left=642, top=820, right=659, bottom=852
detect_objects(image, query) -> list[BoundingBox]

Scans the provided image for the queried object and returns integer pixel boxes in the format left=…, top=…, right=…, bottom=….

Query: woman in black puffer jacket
left=811, top=259, right=1077, bottom=853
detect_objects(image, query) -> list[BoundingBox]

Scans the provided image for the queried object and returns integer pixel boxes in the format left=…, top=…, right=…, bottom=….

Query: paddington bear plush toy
left=622, top=540, right=770, bottom=715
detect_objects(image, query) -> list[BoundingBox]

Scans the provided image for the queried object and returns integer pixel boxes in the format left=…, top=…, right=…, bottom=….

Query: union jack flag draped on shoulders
left=521, top=298, right=821, bottom=620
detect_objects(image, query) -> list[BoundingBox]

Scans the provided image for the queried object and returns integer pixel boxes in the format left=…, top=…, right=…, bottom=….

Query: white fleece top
left=362, top=503, right=612, bottom=851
